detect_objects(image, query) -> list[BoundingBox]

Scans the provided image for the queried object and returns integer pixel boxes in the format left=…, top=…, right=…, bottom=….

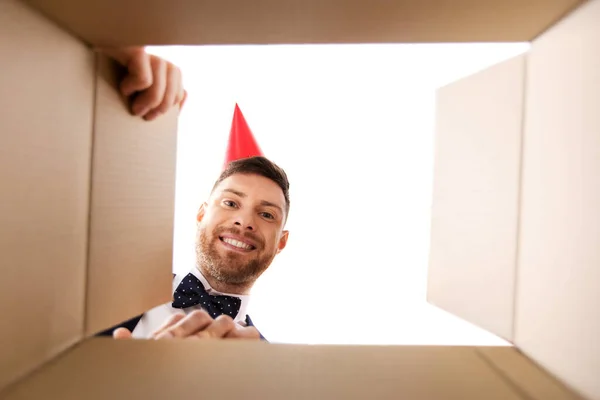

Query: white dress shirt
left=131, top=267, right=250, bottom=338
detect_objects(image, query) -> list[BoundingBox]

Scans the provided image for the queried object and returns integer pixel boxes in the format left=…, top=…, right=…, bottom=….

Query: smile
left=219, top=236, right=256, bottom=252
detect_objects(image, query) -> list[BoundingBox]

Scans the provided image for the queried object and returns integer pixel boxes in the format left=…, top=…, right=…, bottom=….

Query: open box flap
left=0, top=0, right=93, bottom=389
left=0, top=0, right=179, bottom=391
left=26, top=0, right=585, bottom=46
left=428, top=1, right=600, bottom=398
left=1, top=340, right=583, bottom=400
left=428, top=53, right=526, bottom=342
left=515, top=0, right=600, bottom=399
left=85, top=55, right=178, bottom=336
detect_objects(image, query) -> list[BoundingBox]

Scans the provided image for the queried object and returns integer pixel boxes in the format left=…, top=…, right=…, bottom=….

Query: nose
left=233, top=212, right=255, bottom=231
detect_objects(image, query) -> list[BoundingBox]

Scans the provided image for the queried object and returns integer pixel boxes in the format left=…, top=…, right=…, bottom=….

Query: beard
left=196, top=225, right=275, bottom=285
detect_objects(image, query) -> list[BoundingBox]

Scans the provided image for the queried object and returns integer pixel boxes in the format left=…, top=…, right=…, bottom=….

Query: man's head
left=195, top=156, right=290, bottom=293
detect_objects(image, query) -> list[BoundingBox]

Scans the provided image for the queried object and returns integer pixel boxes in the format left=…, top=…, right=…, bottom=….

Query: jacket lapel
left=245, top=314, right=268, bottom=342
left=95, top=313, right=143, bottom=337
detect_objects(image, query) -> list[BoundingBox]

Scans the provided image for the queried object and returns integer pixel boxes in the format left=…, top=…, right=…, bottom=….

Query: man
left=99, top=156, right=291, bottom=341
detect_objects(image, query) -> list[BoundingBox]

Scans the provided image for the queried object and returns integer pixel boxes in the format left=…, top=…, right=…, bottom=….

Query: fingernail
left=155, top=331, right=174, bottom=340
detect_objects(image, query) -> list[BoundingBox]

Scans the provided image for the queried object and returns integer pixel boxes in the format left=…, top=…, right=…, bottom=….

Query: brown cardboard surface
left=0, top=0, right=94, bottom=390
left=27, top=0, right=584, bottom=45
left=515, top=0, right=600, bottom=399
left=85, top=55, right=178, bottom=335
left=478, top=347, right=585, bottom=400
left=0, top=0, right=179, bottom=390
left=2, top=340, right=538, bottom=400
left=428, top=54, right=526, bottom=342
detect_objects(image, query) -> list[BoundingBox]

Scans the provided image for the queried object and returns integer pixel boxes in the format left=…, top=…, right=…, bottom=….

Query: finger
left=225, top=326, right=261, bottom=340
left=132, top=56, right=167, bottom=118
left=173, top=72, right=185, bottom=106
left=167, top=82, right=185, bottom=118
left=150, top=313, right=186, bottom=338
left=120, top=50, right=153, bottom=97
left=144, top=63, right=180, bottom=121
left=155, top=310, right=213, bottom=339
left=179, top=90, right=188, bottom=111
left=97, top=46, right=145, bottom=67
left=113, top=327, right=133, bottom=340
left=195, top=315, right=237, bottom=339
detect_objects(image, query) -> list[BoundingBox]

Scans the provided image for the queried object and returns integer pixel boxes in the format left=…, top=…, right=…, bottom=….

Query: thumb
left=225, top=326, right=261, bottom=340
left=96, top=47, right=153, bottom=97
left=120, top=51, right=153, bottom=97
left=113, top=327, right=133, bottom=340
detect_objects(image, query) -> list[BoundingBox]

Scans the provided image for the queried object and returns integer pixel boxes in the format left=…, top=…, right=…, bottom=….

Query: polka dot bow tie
left=171, top=273, right=242, bottom=319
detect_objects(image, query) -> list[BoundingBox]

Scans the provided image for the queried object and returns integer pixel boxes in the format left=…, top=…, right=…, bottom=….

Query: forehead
left=213, top=173, right=286, bottom=207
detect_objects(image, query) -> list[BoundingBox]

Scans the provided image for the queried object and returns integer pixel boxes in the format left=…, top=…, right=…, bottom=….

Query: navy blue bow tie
left=172, top=273, right=242, bottom=319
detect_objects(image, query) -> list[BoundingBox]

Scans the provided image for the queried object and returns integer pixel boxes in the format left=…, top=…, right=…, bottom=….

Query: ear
left=276, top=230, right=289, bottom=254
left=196, top=203, right=208, bottom=223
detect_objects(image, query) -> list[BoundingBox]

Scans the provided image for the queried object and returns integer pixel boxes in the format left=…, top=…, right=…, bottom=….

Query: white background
left=148, top=43, right=528, bottom=345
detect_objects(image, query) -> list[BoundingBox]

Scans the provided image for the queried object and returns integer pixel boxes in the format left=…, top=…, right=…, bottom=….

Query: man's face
left=196, top=173, right=289, bottom=288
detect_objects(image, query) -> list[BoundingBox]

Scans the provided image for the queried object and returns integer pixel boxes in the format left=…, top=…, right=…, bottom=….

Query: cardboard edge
left=476, top=348, right=586, bottom=400
left=22, top=0, right=89, bottom=46
left=530, top=0, right=589, bottom=41
left=82, top=51, right=100, bottom=337
left=474, top=348, right=535, bottom=400
left=510, top=53, right=528, bottom=342
left=0, top=339, right=82, bottom=399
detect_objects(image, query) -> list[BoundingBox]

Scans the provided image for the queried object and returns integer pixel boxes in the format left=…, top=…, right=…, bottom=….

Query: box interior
left=1, top=0, right=598, bottom=399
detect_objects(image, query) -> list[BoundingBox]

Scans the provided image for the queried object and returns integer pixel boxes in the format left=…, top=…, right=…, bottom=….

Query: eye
left=223, top=200, right=238, bottom=208
left=260, top=212, right=275, bottom=220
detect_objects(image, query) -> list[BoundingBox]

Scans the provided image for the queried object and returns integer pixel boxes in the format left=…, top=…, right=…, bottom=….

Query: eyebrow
left=222, top=188, right=246, bottom=198
left=222, top=189, right=284, bottom=213
left=260, top=200, right=283, bottom=214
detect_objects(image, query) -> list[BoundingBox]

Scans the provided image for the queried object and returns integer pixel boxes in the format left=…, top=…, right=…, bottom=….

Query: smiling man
left=99, top=156, right=290, bottom=341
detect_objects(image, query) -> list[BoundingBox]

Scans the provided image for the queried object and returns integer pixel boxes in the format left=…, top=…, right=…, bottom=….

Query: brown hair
left=212, top=156, right=291, bottom=218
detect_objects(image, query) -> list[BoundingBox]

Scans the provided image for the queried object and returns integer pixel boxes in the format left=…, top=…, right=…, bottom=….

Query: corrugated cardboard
left=0, top=0, right=93, bottom=389
left=427, top=0, right=600, bottom=399
left=1, top=0, right=598, bottom=398
left=85, top=54, right=176, bottom=335
left=0, top=341, right=585, bottom=400
left=27, top=0, right=585, bottom=45
left=0, top=0, right=178, bottom=392
left=428, top=54, right=526, bottom=342
left=515, top=0, right=600, bottom=398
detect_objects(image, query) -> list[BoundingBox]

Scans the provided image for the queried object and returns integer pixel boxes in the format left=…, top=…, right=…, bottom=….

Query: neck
left=196, top=266, right=253, bottom=295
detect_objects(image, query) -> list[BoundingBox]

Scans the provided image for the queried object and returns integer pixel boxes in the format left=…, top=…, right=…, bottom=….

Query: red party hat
left=223, top=104, right=263, bottom=169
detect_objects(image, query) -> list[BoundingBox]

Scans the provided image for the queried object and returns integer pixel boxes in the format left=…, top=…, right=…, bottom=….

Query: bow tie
left=172, top=273, right=242, bottom=319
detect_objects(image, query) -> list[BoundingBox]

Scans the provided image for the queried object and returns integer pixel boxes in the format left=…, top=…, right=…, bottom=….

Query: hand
left=97, top=46, right=187, bottom=121
left=113, top=310, right=261, bottom=340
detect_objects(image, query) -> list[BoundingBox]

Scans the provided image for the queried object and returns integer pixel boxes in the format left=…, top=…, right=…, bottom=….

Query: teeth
left=223, top=238, right=252, bottom=250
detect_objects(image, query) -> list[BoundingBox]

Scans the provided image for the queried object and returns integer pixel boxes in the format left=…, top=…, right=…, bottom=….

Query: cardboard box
left=0, top=0, right=597, bottom=398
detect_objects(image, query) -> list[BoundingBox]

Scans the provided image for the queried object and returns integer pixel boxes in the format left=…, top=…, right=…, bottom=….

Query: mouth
left=219, top=236, right=257, bottom=252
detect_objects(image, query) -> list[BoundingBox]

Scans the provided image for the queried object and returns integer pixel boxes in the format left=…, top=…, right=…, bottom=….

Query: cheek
left=201, top=211, right=223, bottom=230
left=263, top=231, right=282, bottom=251
left=198, top=218, right=218, bottom=239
